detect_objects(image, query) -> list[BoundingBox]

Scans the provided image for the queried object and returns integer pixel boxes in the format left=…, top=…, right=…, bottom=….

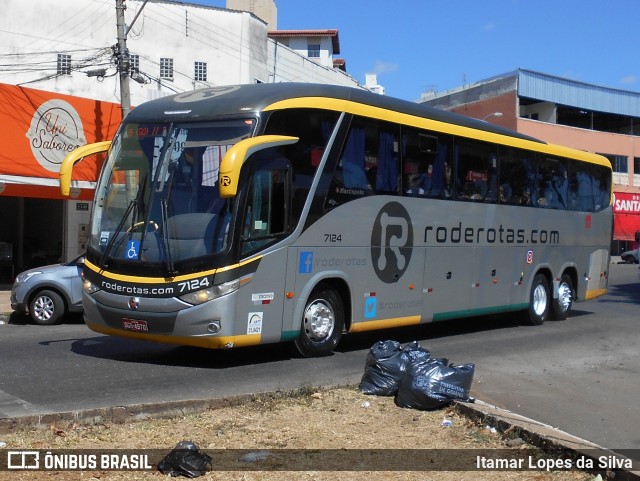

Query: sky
left=198, top=0, right=640, bottom=101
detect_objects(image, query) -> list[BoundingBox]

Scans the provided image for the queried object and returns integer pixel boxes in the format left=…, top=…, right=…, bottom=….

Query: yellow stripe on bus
left=584, top=288, right=607, bottom=301
left=86, top=322, right=262, bottom=349
left=349, top=315, right=422, bottom=333
left=84, top=255, right=262, bottom=284
left=264, top=97, right=611, bottom=169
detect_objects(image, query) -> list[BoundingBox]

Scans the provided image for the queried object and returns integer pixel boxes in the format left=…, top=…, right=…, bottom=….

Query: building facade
left=0, top=0, right=358, bottom=107
left=0, top=0, right=360, bottom=276
left=421, top=69, right=640, bottom=252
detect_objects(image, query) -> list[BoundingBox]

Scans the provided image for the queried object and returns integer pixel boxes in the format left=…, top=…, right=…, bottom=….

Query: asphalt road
left=1, top=263, right=639, bottom=459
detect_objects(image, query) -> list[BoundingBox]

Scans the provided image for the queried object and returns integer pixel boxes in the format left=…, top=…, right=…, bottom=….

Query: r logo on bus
left=371, top=202, right=413, bottom=283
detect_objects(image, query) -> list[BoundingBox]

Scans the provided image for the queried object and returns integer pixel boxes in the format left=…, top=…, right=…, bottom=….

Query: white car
left=620, top=249, right=640, bottom=264
left=10, top=255, right=84, bottom=325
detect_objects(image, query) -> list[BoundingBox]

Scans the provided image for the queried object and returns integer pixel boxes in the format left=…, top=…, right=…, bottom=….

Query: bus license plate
left=122, top=318, right=148, bottom=332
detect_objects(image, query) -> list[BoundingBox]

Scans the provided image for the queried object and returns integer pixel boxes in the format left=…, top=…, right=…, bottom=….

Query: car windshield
left=89, top=120, right=254, bottom=273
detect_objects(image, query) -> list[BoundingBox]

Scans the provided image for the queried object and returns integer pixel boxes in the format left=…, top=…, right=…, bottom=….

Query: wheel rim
left=33, top=295, right=55, bottom=321
left=532, top=283, right=548, bottom=316
left=557, top=281, right=572, bottom=312
left=303, top=300, right=335, bottom=342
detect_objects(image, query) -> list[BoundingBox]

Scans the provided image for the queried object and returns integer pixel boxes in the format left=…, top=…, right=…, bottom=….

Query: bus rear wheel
left=294, top=284, right=344, bottom=357
left=525, top=273, right=550, bottom=326
left=552, top=274, right=574, bottom=320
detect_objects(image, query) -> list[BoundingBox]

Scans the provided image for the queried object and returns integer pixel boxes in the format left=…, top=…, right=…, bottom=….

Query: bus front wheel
left=525, top=273, right=550, bottom=326
left=552, top=274, right=574, bottom=321
left=294, top=284, right=344, bottom=357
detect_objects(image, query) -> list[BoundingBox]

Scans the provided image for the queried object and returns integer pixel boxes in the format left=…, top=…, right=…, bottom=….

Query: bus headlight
left=83, top=278, right=100, bottom=294
left=179, top=279, right=239, bottom=305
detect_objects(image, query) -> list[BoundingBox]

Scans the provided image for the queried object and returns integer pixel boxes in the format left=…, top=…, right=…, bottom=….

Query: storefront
left=0, top=83, right=121, bottom=276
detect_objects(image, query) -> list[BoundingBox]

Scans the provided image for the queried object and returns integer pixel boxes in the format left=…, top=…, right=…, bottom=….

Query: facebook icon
left=299, top=252, right=313, bottom=273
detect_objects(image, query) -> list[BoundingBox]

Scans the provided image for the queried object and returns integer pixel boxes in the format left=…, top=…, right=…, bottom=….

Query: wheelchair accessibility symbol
left=126, top=240, right=140, bottom=260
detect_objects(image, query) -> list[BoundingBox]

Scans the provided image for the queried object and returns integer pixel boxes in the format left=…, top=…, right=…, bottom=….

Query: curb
left=0, top=386, right=638, bottom=479
left=455, top=399, right=640, bottom=480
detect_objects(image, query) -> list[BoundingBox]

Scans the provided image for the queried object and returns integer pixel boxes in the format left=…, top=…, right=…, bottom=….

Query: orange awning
left=0, top=83, right=121, bottom=200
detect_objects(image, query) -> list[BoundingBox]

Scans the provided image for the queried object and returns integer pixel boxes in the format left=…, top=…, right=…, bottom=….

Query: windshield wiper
left=160, top=198, right=176, bottom=276
left=131, top=172, right=148, bottom=233
left=99, top=172, right=149, bottom=268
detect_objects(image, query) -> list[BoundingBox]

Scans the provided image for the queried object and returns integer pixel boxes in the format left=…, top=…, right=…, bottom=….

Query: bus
left=60, top=83, right=612, bottom=357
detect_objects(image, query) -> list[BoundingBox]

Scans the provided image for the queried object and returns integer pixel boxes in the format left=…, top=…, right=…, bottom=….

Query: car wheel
left=29, top=289, right=65, bottom=325
left=294, top=284, right=344, bottom=357
left=551, top=274, right=574, bottom=321
left=623, top=255, right=634, bottom=264
left=524, top=273, right=550, bottom=326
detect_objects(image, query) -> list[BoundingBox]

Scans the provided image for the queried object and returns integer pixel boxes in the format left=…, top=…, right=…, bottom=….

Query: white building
left=364, top=73, right=385, bottom=95
left=0, top=0, right=360, bottom=108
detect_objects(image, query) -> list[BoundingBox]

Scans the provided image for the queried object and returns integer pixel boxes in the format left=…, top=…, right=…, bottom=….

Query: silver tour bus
left=60, top=83, right=613, bottom=357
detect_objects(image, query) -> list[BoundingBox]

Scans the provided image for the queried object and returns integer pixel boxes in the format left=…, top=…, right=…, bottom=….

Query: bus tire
left=525, top=273, right=550, bottom=326
left=551, top=274, right=574, bottom=321
left=294, top=284, right=344, bottom=357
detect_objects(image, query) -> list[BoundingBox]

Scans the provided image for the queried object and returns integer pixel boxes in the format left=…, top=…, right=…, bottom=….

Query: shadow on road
left=603, top=282, right=640, bottom=304
left=68, top=334, right=295, bottom=369
left=7, top=311, right=84, bottom=326
left=64, top=309, right=591, bottom=370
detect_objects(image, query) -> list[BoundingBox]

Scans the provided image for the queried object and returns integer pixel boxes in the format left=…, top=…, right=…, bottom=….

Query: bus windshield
left=89, top=119, right=254, bottom=272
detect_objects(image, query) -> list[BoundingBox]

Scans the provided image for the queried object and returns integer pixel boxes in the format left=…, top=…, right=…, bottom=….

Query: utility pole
left=115, top=0, right=131, bottom=119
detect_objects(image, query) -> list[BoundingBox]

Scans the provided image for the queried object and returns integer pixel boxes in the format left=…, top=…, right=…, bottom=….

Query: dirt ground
left=0, top=386, right=599, bottom=481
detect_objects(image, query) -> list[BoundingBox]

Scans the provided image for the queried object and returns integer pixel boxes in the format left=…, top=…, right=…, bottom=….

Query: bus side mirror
left=59, top=141, right=112, bottom=196
left=219, top=135, right=298, bottom=198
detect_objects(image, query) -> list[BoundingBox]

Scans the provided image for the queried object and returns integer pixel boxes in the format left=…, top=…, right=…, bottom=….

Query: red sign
left=613, top=192, right=640, bottom=241
left=613, top=192, right=640, bottom=213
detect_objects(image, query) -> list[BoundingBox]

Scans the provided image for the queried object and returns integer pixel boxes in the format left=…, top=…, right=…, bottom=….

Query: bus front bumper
left=82, top=290, right=260, bottom=350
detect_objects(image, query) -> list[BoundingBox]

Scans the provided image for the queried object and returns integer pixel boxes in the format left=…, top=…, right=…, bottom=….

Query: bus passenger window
left=401, top=129, right=449, bottom=198
left=455, top=139, right=497, bottom=203
left=341, top=125, right=369, bottom=189
left=569, top=163, right=610, bottom=212
left=595, top=165, right=611, bottom=210
left=326, top=117, right=400, bottom=207
left=264, top=108, right=340, bottom=223
left=538, top=157, right=568, bottom=209
left=404, top=170, right=425, bottom=196
left=498, top=147, right=528, bottom=205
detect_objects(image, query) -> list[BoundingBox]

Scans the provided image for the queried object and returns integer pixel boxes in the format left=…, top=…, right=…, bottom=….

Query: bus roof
left=125, top=83, right=611, bottom=169
left=128, top=83, right=541, bottom=143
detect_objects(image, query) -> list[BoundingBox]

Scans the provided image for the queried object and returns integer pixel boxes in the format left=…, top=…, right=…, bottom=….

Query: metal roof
left=517, top=69, right=640, bottom=117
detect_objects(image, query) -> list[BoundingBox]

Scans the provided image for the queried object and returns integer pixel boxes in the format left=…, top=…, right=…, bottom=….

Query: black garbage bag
left=359, top=340, right=430, bottom=396
left=401, top=341, right=431, bottom=365
left=157, top=441, right=212, bottom=478
left=395, top=358, right=475, bottom=410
